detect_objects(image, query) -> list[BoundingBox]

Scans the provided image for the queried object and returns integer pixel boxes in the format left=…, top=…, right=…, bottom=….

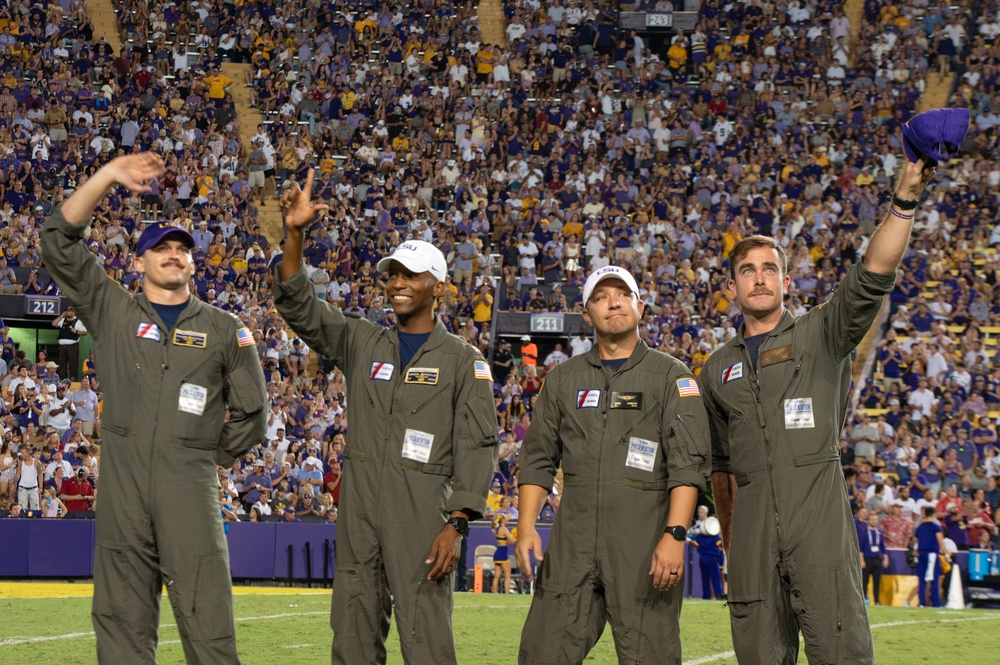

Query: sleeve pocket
left=459, top=396, right=500, bottom=449
left=226, top=365, right=266, bottom=415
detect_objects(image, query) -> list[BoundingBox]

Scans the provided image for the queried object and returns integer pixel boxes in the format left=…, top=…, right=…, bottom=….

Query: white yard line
left=0, top=610, right=328, bottom=647
left=681, top=615, right=1000, bottom=665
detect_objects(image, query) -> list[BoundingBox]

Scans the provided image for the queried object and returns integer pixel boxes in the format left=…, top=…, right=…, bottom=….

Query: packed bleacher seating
left=0, top=0, right=998, bottom=564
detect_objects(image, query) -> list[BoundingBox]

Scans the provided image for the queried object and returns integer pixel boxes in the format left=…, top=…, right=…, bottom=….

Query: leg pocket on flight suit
left=92, top=542, right=131, bottom=617
left=519, top=580, right=593, bottom=664
left=833, top=566, right=873, bottom=660
left=404, top=579, right=454, bottom=661
left=169, top=552, right=236, bottom=642
left=330, top=566, right=363, bottom=638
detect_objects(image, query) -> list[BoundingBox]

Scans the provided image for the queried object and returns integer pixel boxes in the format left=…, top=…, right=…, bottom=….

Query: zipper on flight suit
left=747, top=345, right=784, bottom=555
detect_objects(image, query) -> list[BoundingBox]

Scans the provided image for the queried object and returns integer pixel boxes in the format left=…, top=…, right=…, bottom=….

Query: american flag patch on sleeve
left=236, top=327, right=255, bottom=347
left=676, top=378, right=701, bottom=397
left=474, top=360, right=492, bottom=381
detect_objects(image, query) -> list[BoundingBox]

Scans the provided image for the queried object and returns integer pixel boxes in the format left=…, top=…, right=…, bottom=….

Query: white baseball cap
left=376, top=240, right=447, bottom=282
left=305, top=456, right=320, bottom=466
left=582, top=266, right=640, bottom=304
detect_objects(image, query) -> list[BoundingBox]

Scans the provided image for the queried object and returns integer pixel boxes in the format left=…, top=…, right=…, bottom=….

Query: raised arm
left=861, top=157, right=935, bottom=275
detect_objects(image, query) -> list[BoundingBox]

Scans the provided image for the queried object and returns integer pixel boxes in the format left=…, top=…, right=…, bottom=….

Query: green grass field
left=0, top=585, right=997, bottom=664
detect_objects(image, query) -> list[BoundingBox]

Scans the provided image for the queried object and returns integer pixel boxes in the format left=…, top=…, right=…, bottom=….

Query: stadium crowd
left=0, top=0, right=998, bottom=576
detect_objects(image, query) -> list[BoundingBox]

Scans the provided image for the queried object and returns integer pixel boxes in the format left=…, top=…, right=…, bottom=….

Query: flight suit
left=273, top=266, right=498, bottom=665
left=518, top=342, right=709, bottom=665
left=702, top=262, right=894, bottom=665
left=41, top=206, right=268, bottom=664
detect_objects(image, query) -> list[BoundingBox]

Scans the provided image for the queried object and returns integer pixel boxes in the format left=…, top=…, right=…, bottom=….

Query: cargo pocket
left=834, top=566, right=873, bottom=659
left=330, top=566, right=363, bottom=638
left=182, top=552, right=235, bottom=642
left=726, top=483, right=768, bottom=604
left=519, top=581, right=592, bottom=664
left=459, top=395, right=500, bottom=449
left=92, top=542, right=131, bottom=618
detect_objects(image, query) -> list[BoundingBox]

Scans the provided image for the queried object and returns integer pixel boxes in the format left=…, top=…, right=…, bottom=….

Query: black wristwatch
left=664, top=525, right=687, bottom=541
left=446, top=516, right=469, bottom=536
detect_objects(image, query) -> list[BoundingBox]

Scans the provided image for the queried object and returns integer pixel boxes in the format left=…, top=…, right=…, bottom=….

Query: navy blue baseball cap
left=901, top=108, right=970, bottom=165
left=136, top=222, right=195, bottom=256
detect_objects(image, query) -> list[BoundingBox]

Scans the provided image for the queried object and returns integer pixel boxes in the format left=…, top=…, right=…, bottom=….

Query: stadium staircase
left=477, top=0, right=507, bottom=46
left=221, top=64, right=287, bottom=249
left=83, top=0, right=122, bottom=53
left=842, top=0, right=863, bottom=67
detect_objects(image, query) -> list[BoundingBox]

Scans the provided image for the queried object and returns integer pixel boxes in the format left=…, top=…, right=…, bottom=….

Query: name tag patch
left=576, top=389, right=601, bottom=408
left=722, top=361, right=743, bottom=384
left=784, top=397, right=815, bottom=429
left=626, top=436, right=658, bottom=472
left=370, top=361, right=395, bottom=381
left=179, top=383, right=208, bottom=416
left=760, top=344, right=794, bottom=367
left=402, top=428, right=434, bottom=463
left=610, top=391, right=643, bottom=409
left=405, top=367, right=440, bottom=385
left=173, top=329, right=207, bottom=349
left=136, top=322, right=161, bottom=342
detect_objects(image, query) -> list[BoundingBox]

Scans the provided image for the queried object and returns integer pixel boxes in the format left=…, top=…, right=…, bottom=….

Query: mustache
left=750, top=289, right=773, bottom=296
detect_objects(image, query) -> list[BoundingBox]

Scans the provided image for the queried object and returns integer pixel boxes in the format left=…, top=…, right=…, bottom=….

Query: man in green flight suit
left=702, top=156, right=938, bottom=664
left=272, top=170, right=498, bottom=665
left=40, top=153, right=268, bottom=664
left=516, top=266, right=710, bottom=664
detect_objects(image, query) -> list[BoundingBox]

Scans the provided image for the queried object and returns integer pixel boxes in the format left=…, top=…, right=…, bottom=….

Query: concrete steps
left=477, top=0, right=506, bottom=47
left=84, top=0, right=123, bottom=53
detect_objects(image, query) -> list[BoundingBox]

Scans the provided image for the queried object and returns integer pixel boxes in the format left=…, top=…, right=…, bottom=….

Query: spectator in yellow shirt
left=204, top=69, right=233, bottom=101
left=667, top=42, right=688, bottom=71
left=476, top=44, right=495, bottom=83
left=392, top=134, right=410, bottom=152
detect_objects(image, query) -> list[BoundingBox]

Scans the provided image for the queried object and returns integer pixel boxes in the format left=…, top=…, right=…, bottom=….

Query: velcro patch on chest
left=722, top=361, right=744, bottom=384
left=609, top=391, right=643, bottom=409
left=405, top=367, right=440, bottom=385
left=173, top=329, right=207, bottom=349
left=370, top=361, right=395, bottom=381
left=576, top=389, right=601, bottom=408
left=760, top=344, right=793, bottom=367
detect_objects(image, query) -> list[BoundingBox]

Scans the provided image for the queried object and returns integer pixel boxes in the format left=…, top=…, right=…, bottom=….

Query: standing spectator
left=52, top=307, right=86, bottom=381
left=860, top=512, right=889, bottom=605
left=569, top=328, right=593, bottom=356
left=59, top=466, right=95, bottom=512
left=881, top=501, right=914, bottom=548
left=914, top=506, right=947, bottom=608
left=70, top=377, right=100, bottom=440
left=519, top=335, right=538, bottom=368
left=453, top=232, right=477, bottom=284
left=14, top=447, right=42, bottom=512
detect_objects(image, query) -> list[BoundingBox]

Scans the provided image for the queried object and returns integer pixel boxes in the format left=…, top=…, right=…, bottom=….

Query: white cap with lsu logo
left=376, top=240, right=448, bottom=282
left=582, top=266, right=640, bottom=304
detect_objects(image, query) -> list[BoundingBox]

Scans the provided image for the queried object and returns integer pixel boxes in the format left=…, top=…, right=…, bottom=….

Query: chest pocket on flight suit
left=401, top=380, right=455, bottom=474
left=173, top=339, right=226, bottom=448
left=616, top=399, right=669, bottom=490
left=770, top=350, right=840, bottom=466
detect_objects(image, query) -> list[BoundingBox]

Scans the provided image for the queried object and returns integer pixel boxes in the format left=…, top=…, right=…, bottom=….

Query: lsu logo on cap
left=722, top=361, right=744, bottom=384
left=576, top=389, right=601, bottom=408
